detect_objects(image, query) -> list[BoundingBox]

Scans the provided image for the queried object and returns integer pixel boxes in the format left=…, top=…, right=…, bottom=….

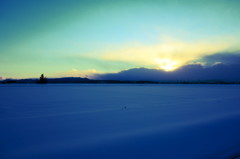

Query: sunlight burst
left=156, top=59, right=179, bottom=71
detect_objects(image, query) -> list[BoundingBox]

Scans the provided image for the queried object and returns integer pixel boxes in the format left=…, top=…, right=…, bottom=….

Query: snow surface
left=1, top=84, right=240, bottom=159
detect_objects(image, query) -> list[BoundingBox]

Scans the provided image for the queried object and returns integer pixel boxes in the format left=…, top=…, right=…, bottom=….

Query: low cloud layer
left=198, top=52, right=240, bottom=65
left=92, top=53, right=240, bottom=81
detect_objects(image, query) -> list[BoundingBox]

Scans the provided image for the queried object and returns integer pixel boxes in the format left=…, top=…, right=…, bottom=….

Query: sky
left=1, top=0, right=240, bottom=80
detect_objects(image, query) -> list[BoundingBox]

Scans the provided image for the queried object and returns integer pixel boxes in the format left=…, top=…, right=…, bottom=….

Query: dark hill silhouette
left=93, top=63, right=240, bottom=82
left=92, top=52, right=240, bottom=82
left=47, top=77, right=90, bottom=83
left=1, top=77, right=90, bottom=84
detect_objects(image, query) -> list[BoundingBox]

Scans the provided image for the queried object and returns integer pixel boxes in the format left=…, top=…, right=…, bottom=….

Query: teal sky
left=1, top=0, right=240, bottom=78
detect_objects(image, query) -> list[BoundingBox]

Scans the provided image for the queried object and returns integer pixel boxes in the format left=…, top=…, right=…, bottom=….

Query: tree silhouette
left=38, top=74, right=47, bottom=84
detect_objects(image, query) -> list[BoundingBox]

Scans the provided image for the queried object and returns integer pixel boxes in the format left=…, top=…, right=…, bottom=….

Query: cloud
left=196, top=52, right=240, bottom=65
left=99, top=36, right=237, bottom=71
left=92, top=53, right=240, bottom=81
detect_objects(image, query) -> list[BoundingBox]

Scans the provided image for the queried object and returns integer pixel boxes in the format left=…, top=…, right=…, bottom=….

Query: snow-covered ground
left=1, top=84, right=240, bottom=159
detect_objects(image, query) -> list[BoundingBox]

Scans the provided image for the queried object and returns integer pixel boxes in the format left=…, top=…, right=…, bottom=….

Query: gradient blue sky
left=1, top=0, right=240, bottom=78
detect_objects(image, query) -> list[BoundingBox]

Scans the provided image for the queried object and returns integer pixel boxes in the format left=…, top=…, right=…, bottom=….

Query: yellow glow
left=94, top=36, right=236, bottom=71
left=155, top=59, right=179, bottom=71
left=56, top=68, right=98, bottom=78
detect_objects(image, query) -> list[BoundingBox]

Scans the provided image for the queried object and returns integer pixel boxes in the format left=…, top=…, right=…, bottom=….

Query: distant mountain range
left=1, top=77, right=239, bottom=84
left=1, top=77, right=89, bottom=84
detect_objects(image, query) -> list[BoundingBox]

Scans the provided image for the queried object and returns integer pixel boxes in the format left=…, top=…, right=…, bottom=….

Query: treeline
left=1, top=78, right=240, bottom=84
left=1, top=74, right=240, bottom=84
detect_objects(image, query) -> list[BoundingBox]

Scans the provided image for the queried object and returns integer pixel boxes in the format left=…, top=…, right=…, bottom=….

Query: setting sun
left=156, top=59, right=179, bottom=71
